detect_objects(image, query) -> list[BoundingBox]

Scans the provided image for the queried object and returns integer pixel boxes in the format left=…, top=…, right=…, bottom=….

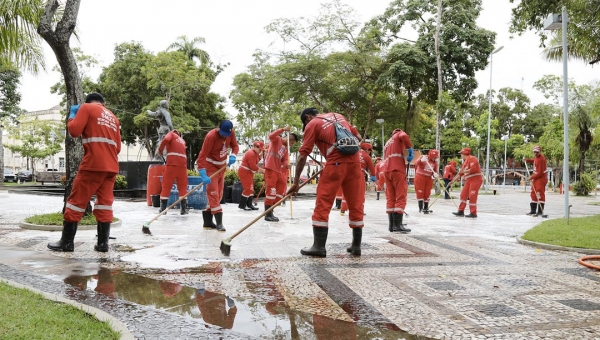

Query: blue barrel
left=161, top=176, right=208, bottom=210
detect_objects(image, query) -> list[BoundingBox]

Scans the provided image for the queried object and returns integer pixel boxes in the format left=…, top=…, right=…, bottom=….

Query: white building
left=2, top=105, right=151, bottom=173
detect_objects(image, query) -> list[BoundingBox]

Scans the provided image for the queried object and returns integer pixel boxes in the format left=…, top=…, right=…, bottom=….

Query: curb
left=517, top=236, right=600, bottom=255
left=0, top=277, right=135, bottom=340
left=19, top=219, right=122, bottom=231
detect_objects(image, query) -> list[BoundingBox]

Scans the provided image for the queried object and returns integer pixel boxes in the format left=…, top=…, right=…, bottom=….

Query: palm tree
left=0, top=0, right=46, bottom=73
left=168, top=35, right=210, bottom=66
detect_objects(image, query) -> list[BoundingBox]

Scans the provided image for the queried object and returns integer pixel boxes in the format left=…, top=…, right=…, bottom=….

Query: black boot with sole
left=301, top=227, right=328, bottom=257
left=264, top=205, right=279, bottom=222
left=346, top=228, right=362, bottom=256
left=95, top=222, right=111, bottom=252
left=247, top=196, right=258, bottom=210
left=48, top=221, right=78, bottom=252
left=158, top=199, right=168, bottom=214
left=392, top=212, right=411, bottom=233
left=214, top=212, right=226, bottom=231
left=180, top=199, right=189, bottom=215
left=202, top=210, right=217, bottom=229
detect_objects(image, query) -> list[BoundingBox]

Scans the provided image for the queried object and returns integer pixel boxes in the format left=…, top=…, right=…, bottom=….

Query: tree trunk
left=0, top=125, right=4, bottom=185
left=38, top=0, right=87, bottom=213
left=433, top=0, right=443, bottom=195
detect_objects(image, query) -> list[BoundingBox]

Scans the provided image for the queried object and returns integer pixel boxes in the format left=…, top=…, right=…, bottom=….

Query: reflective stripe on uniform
left=211, top=205, right=223, bottom=212
left=82, top=137, right=117, bottom=147
left=349, top=220, right=364, bottom=227
left=386, top=208, right=395, bottom=212
left=66, top=203, right=85, bottom=213
left=464, top=173, right=481, bottom=179
left=312, top=220, right=329, bottom=227
left=240, top=165, right=255, bottom=173
left=387, top=153, right=404, bottom=158
left=207, top=157, right=227, bottom=165
left=167, top=152, right=186, bottom=158
left=94, top=205, right=113, bottom=210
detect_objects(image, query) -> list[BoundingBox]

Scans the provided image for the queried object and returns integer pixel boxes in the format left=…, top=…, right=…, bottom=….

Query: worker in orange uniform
left=287, top=108, right=363, bottom=257
left=374, top=157, right=386, bottom=200
left=383, top=128, right=413, bottom=233
left=263, top=126, right=297, bottom=222
left=414, top=149, right=440, bottom=214
left=237, top=141, right=264, bottom=211
left=340, top=142, right=376, bottom=215
left=443, top=160, right=457, bottom=199
left=453, top=147, right=482, bottom=218
left=333, top=188, right=343, bottom=210
left=527, top=145, right=547, bottom=216
left=157, top=129, right=188, bottom=215
left=48, top=93, right=121, bottom=253
left=196, top=286, right=237, bottom=329
left=196, top=120, right=239, bottom=231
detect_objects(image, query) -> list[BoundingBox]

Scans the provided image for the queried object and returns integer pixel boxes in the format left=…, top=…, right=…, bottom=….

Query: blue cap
left=219, top=120, right=233, bottom=137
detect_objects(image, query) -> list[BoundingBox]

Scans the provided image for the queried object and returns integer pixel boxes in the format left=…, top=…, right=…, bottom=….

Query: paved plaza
left=2, top=186, right=600, bottom=339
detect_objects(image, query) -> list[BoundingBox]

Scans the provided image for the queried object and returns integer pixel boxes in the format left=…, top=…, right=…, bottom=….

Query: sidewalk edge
left=517, top=236, right=600, bottom=255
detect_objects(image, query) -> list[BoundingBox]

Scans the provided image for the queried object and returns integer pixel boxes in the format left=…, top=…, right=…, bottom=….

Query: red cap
left=459, top=148, right=471, bottom=155
left=253, top=141, right=264, bottom=149
left=360, top=142, right=373, bottom=150
left=428, top=149, right=440, bottom=159
left=533, top=145, right=541, bottom=153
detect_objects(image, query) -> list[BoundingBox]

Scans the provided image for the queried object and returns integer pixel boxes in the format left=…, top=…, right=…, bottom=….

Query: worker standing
left=383, top=129, right=413, bottom=233
left=237, top=141, right=264, bottom=211
left=452, top=148, right=482, bottom=218
left=527, top=145, right=547, bottom=216
left=443, top=160, right=457, bottom=199
left=157, top=129, right=189, bottom=215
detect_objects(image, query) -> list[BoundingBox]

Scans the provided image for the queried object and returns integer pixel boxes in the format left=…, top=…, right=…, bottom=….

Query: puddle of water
left=63, top=267, right=431, bottom=339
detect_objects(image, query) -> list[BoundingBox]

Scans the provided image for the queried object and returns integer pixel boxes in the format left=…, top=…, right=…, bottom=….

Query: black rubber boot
left=264, top=205, right=279, bottom=222
left=94, top=222, right=111, bottom=252
left=333, top=199, right=341, bottom=210
left=238, top=196, right=250, bottom=211
left=537, top=203, right=545, bottom=216
left=48, top=221, right=78, bottom=252
left=158, top=199, right=168, bottom=214
left=393, top=212, right=411, bottom=233
left=301, top=227, right=328, bottom=257
left=202, top=210, right=217, bottom=229
left=465, top=213, right=477, bottom=218
left=180, top=199, right=189, bottom=215
left=527, top=202, right=537, bottom=216
left=214, top=212, right=226, bottom=231
left=376, top=192, right=380, bottom=200
left=423, top=201, right=431, bottom=214
left=247, top=196, right=258, bottom=210
left=388, top=213, right=393, bottom=232
left=452, top=211, right=465, bottom=217
left=346, top=228, right=362, bottom=256
left=418, top=200, right=423, bottom=213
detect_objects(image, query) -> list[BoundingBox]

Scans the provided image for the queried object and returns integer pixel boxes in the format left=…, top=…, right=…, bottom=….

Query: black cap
left=300, top=107, right=318, bottom=131
left=85, top=92, right=105, bottom=104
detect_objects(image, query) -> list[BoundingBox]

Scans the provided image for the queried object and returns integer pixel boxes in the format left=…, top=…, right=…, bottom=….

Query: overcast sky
left=19, top=0, right=599, bottom=113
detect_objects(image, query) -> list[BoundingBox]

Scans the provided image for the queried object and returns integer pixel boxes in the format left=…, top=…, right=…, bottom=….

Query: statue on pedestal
left=147, top=100, right=173, bottom=161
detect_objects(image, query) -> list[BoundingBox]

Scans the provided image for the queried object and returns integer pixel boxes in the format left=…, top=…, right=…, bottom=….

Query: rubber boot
left=465, top=213, right=478, bottom=218
left=392, top=212, right=411, bottom=233
left=346, top=228, right=362, bottom=255
left=94, top=222, right=111, bottom=252
left=158, top=199, right=168, bottom=214
left=238, top=196, right=251, bottom=211
left=214, top=212, right=226, bottom=231
left=333, top=199, right=341, bottom=210
left=247, top=196, right=258, bottom=210
left=527, top=202, right=537, bottom=216
left=452, top=211, right=465, bottom=217
left=537, top=203, right=545, bottom=216
left=388, top=213, right=394, bottom=232
left=180, top=199, right=189, bottom=215
left=300, top=227, right=328, bottom=257
left=48, top=221, right=78, bottom=252
left=376, top=192, right=380, bottom=200
left=202, top=210, right=217, bottom=229
left=418, top=200, right=423, bottom=213
left=423, top=201, right=431, bottom=214
left=264, top=205, right=279, bottom=222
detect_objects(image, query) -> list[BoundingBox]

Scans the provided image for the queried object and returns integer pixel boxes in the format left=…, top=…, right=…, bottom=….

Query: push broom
left=220, top=168, right=323, bottom=255
left=142, top=165, right=227, bottom=234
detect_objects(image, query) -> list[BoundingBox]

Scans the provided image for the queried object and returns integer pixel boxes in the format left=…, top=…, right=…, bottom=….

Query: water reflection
left=62, top=267, right=430, bottom=339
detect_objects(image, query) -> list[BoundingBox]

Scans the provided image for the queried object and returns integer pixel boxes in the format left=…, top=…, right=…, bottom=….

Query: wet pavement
left=1, top=186, right=600, bottom=339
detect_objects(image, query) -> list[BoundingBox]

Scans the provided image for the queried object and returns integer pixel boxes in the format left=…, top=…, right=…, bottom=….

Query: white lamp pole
left=376, top=119, right=385, bottom=159
left=544, top=8, right=569, bottom=222
left=502, top=135, right=508, bottom=191
left=485, top=46, right=504, bottom=193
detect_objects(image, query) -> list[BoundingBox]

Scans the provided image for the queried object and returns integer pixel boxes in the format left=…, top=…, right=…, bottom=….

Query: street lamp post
left=544, top=8, right=569, bottom=222
left=485, top=45, right=504, bottom=193
left=376, top=119, right=385, bottom=159
left=502, top=135, right=508, bottom=191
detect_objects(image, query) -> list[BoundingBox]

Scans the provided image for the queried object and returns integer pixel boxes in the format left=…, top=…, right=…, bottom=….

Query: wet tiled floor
left=1, top=187, right=600, bottom=339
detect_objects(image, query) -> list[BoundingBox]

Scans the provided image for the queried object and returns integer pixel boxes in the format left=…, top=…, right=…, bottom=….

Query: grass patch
left=522, top=215, right=600, bottom=250
left=24, top=212, right=118, bottom=226
left=0, top=282, right=120, bottom=340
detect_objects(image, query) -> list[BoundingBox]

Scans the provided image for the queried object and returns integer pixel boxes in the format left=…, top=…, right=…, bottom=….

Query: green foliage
left=253, top=173, right=265, bottom=197
left=114, top=174, right=128, bottom=190
left=573, top=171, right=597, bottom=196
left=224, top=169, right=240, bottom=186
left=0, top=282, right=121, bottom=340
left=24, top=212, right=118, bottom=225
left=0, top=62, right=21, bottom=120
left=6, top=118, right=64, bottom=174
left=187, top=169, right=199, bottom=176
left=522, top=215, right=600, bottom=250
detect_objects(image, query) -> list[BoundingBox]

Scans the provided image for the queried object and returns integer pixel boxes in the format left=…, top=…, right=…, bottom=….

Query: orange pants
left=313, top=162, right=364, bottom=229
left=459, top=176, right=483, bottom=214
left=264, top=169, right=285, bottom=206
left=340, top=179, right=365, bottom=211
left=238, top=167, right=254, bottom=197
left=160, top=165, right=188, bottom=199
left=376, top=172, right=385, bottom=191
left=530, top=179, right=547, bottom=204
left=278, top=171, right=288, bottom=201
left=64, top=170, right=116, bottom=223
left=414, top=174, right=433, bottom=203
left=384, top=170, right=408, bottom=214
left=205, top=165, right=225, bottom=214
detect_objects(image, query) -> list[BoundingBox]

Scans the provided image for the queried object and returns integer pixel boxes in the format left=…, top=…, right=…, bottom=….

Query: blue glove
left=370, top=175, right=377, bottom=182
left=407, top=148, right=414, bottom=163
left=228, top=154, right=236, bottom=167
left=68, top=104, right=81, bottom=119
left=199, top=168, right=211, bottom=185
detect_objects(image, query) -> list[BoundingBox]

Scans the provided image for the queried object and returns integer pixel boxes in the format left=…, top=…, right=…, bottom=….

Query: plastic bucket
left=166, top=176, right=208, bottom=210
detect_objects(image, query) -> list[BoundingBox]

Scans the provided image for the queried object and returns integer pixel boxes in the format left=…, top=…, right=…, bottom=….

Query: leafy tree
left=0, top=62, right=22, bottom=184
left=167, top=35, right=210, bottom=66
left=0, top=0, right=45, bottom=73
left=491, top=87, right=531, bottom=139
left=6, top=118, right=64, bottom=177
